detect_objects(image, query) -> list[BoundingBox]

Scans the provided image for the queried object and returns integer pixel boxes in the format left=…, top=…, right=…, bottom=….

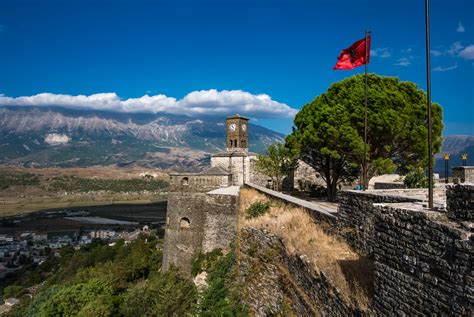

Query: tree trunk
left=326, top=179, right=338, bottom=202
left=323, top=156, right=338, bottom=201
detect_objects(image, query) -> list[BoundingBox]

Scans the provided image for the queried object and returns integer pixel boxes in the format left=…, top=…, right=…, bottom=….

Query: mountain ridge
left=0, top=106, right=284, bottom=171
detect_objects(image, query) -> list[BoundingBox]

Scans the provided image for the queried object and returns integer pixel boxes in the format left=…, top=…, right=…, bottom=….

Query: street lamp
left=444, top=153, right=450, bottom=184
left=461, top=153, right=468, bottom=167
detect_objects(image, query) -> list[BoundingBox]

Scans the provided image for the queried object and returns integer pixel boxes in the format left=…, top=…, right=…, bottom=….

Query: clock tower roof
left=226, top=114, right=249, bottom=120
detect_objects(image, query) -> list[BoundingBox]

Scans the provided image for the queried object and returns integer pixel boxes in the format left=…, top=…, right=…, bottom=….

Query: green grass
left=46, top=175, right=168, bottom=193
left=0, top=172, right=41, bottom=189
left=245, top=201, right=271, bottom=219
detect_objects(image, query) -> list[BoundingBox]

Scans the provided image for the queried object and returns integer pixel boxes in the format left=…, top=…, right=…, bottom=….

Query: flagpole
left=425, top=0, right=433, bottom=208
left=363, top=30, right=370, bottom=191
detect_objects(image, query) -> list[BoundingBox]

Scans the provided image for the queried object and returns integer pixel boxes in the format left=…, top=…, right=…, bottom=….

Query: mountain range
left=434, top=134, right=474, bottom=175
left=0, top=106, right=472, bottom=173
left=0, top=106, right=284, bottom=171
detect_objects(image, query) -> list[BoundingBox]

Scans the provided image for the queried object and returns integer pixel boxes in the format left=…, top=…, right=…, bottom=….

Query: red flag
left=333, top=36, right=371, bottom=70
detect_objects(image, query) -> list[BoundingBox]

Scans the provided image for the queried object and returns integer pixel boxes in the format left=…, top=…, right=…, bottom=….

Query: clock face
left=241, top=124, right=247, bottom=131
left=229, top=123, right=237, bottom=131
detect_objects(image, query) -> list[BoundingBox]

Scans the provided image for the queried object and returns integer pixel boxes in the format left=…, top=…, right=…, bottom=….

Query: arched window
left=234, top=139, right=237, bottom=147
left=179, top=217, right=190, bottom=229
left=181, top=177, right=189, bottom=186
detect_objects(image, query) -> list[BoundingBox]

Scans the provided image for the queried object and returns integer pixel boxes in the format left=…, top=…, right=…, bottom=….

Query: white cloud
left=0, top=89, right=298, bottom=119
left=432, top=63, right=458, bottom=72
left=459, top=45, right=474, bottom=60
left=370, top=48, right=391, bottom=58
left=447, top=41, right=464, bottom=55
left=396, top=57, right=411, bottom=66
left=430, top=49, right=444, bottom=57
left=456, top=22, right=465, bottom=33
left=430, top=41, right=467, bottom=58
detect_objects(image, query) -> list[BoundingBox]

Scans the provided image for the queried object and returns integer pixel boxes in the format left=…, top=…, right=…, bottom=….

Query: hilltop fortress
left=162, top=115, right=473, bottom=316
left=162, top=115, right=267, bottom=272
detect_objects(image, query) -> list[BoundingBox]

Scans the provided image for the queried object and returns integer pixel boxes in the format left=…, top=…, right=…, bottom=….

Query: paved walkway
left=245, top=183, right=338, bottom=219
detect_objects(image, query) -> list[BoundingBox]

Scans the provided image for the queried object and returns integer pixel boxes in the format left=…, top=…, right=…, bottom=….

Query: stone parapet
left=452, top=166, right=474, bottom=184
left=373, top=203, right=473, bottom=315
left=338, top=190, right=423, bottom=256
left=447, top=184, right=474, bottom=221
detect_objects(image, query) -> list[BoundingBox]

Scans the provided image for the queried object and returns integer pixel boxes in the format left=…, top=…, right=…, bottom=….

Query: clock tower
left=226, top=114, right=249, bottom=152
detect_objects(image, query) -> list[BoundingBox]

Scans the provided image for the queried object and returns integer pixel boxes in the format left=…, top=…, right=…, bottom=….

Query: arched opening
left=181, top=177, right=189, bottom=186
left=179, top=217, right=190, bottom=229
left=229, top=140, right=233, bottom=147
left=234, top=139, right=237, bottom=147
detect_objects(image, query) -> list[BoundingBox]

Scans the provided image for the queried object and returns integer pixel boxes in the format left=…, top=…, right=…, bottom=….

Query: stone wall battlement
left=169, top=174, right=231, bottom=192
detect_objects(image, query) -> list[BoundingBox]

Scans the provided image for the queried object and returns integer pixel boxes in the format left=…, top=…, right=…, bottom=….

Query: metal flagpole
left=363, top=30, right=370, bottom=190
left=425, top=0, right=433, bottom=208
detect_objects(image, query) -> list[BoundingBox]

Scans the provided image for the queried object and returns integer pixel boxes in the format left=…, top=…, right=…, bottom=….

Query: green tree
left=255, top=143, right=298, bottom=191
left=2, top=285, right=24, bottom=299
left=38, top=279, right=115, bottom=316
left=403, top=167, right=429, bottom=188
left=120, top=268, right=198, bottom=316
left=287, top=74, right=443, bottom=201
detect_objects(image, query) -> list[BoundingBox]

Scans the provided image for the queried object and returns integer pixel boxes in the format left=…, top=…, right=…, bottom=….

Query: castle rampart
left=244, top=183, right=473, bottom=315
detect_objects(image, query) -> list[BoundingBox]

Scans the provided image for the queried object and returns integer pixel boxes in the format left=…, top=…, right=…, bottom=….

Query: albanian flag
left=333, top=36, right=371, bottom=70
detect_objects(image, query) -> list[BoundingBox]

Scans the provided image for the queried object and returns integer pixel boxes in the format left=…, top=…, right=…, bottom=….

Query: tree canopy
left=255, top=143, right=298, bottom=191
left=287, top=74, right=443, bottom=201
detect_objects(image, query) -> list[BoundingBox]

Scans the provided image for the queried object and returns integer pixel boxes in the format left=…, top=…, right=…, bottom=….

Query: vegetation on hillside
left=240, top=188, right=373, bottom=310
left=1, top=234, right=246, bottom=316
left=0, top=172, right=40, bottom=189
left=0, top=171, right=169, bottom=193
left=46, top=175, right=168, bottom=193
left=287, top=74, right=443, bottom=200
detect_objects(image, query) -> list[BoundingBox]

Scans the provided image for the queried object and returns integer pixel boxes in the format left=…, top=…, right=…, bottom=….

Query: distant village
left=0, top=208, right=154, bottom=313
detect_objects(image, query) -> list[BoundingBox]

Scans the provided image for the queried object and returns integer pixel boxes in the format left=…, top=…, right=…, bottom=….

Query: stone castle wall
left=373, top=203, right=473, bottom=315
left=447, top=184, right=474, bottom=221
left=239, top=227, right=363, bottom=316
left=452, top=166, right=474, bottom=184
left=211, top=156, right=249, bottom=185
left=211, top=155, right=270, bottom=187
left=162, top=191, right=208, bottom=273
left=336, top=185, right=473, bottom=315
left=338, top=190, right=424, bottom=255
left=243, top=184, right=473, bottom=315
left=162, top=173, right=239, bottom=274
left=202, top=193, right=239, bottom=253
left=169, top=173, right=231, bottom=192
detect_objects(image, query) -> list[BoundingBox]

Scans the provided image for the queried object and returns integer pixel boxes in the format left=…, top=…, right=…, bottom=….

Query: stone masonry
left=452, top=166, right=474, bottom=184
left=337, top=185, right=473, bottom=315
left=162, top=169, right=240, bottom=273
left=162, top=114, right=267, bottom=273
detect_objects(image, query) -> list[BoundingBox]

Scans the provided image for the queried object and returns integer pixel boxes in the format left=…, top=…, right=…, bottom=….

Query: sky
left=0, top=0, right=472, bottom=135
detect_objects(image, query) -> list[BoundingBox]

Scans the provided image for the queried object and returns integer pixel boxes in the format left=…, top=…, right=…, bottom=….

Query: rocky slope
left=0, top=106, right=284, bottom=171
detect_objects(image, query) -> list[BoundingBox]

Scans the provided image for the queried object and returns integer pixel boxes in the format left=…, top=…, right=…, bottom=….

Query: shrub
left=245, top=201, right=271, bottom=219
left=38, top=279, right=115, bottom=316
left=404, top=168, right=428, bottom=188
left=191, top=249, right=223, bottom=276
left=198, top=249, right=248, bottom=315
left=2, top=285, right=24, bottom=299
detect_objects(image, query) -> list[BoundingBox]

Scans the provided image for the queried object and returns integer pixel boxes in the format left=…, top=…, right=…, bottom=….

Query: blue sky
left=0, top=0, right=472, bottom=135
